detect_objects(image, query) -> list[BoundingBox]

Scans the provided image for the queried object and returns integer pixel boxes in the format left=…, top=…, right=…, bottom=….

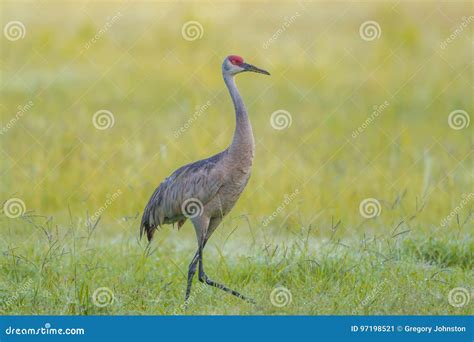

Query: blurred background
left=0, top=1, right=472, bottom=315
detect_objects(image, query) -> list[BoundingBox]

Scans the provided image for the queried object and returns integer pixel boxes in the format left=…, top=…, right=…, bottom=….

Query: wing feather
left=140, top=152, right=225, bottom=241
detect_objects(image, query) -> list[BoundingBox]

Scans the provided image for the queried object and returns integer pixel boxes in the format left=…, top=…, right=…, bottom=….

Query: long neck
left=224, top=74, right=254, bottom=159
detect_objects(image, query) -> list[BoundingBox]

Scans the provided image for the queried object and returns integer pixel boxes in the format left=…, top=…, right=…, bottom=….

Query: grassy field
left=0, top=1, right=472, bottom=315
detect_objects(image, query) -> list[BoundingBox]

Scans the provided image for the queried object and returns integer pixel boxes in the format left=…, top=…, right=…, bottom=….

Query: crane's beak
left=242, top=63, right=270, bottom=75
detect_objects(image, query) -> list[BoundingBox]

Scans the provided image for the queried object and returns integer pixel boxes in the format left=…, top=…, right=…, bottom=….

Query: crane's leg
left=184, top=238, right=211, bottom=303
left=184, top=215, right=210, bottom=305
left=197, top=218, right=255, bottom=304
left=197, top=245, right=255, bottom=304
left=184, top=249, right=199, bottom=304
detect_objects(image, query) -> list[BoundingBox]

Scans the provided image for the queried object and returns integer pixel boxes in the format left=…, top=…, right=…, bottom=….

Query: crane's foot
left=199, top=273, right=256, bottom=305
left=182, top=291, right=195, bottom=312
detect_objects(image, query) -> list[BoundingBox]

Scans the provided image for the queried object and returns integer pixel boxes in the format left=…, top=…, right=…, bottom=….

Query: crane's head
left=222, top=55, right=270, bottom=77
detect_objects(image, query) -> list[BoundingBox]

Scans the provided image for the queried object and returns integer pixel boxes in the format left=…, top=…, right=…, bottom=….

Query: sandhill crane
left=140, top=55, right=270, bottom=304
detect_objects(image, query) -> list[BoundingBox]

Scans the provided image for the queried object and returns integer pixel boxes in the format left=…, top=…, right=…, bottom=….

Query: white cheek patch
left=223, top=60, right=245, bottom=75
left=229, top=64, right=244, bottom=73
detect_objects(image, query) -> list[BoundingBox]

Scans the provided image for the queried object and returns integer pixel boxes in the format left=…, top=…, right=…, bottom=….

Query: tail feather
left=140, top=206, right=159, bottom=242
left=140, top=219, right=157, bottom=242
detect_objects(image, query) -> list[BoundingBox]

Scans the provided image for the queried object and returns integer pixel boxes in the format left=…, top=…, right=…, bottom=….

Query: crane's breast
left=205, top=165, right=252, bottom=218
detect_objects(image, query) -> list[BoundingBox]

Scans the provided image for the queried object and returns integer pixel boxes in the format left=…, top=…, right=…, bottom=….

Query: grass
left=0, top=1, right=472, bottom=315
left=0, top=214, right=472, bottom=315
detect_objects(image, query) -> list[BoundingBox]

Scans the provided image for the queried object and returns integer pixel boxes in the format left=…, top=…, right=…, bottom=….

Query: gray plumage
left=140, top=55, right=270, bottom=304
left=140, top=151, right=226, bottom=240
